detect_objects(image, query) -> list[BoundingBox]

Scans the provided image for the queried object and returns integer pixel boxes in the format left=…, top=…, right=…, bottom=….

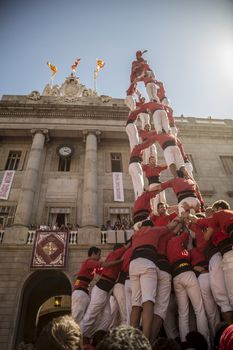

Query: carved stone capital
left=82, top=130, right=101, bottom=143
left=31, top=129, right=50, bottom=142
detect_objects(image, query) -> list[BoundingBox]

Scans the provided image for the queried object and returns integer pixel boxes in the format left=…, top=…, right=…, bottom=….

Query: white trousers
left=146, top=82, right=159, bottom=102
left=125, top=279, right=132, bottom=325
left=80, top=285, right=112, bottom=337
left=163, top=145, right=184, bottom=170
left=142, top=144, right=158, bottom=165
left=198, top=273, right=220, bottom=341
left=209, top=252, right=233, bottom=312
left=154, top=269, right=171, bottom=320
left=71, top=290, right=90, bottom=324
left=222, top=250, right=233, bottom=307
left=163, top=292, right=179, bottom=339
left=113, top=283, right=127, bottom=324
left=109, top=295, right=121, bottom=329
left=124, top=95, right=136, bottom=111
left=153, top=109, right=170, bottom=134
left=173, top=270, right=209, bottom=342
left=126, top=123, right=139, bottom=151
left=139, top=113, right=150, bottom=129
left=129, top=258, right=158, bottom=306
left=128, top=162, right=144, bottom=199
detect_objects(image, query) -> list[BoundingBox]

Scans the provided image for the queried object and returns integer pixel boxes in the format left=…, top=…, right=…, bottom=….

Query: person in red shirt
left=72, top=246, right=122, bottom=324
left=113, top=247, right=133, bottom=325
left=129, top=100, right=170, bottom=134
left=81, top=243, right=130, bottom=338
left=189, top=222, right=220, bottom=342
left=129, top=218, right=182, bottom=341
left=136, top=96, right=150, bottom=129
left=150, top=170, right=204, bottom=215
left=167, top=230, right=210, bottom=343
left=128, top=134, right=158, bottom=199
left=125, top=82, right=137, bottom=112
left=156, top=80, right=170, bottom=106
left=151, top=202, right=177, bottom=227
left=130, top=50, right=154, bottom=83
left=138, top=124, right=158, bottom=164
left=140, top=74, right=159, bottom=103
left=142, top=156, right=168, bottom=214
left=164, top=105, right=177, bottom=137
left=190, top=200, right=233, bottom=313
left=132, top=189, right=160, bottom=230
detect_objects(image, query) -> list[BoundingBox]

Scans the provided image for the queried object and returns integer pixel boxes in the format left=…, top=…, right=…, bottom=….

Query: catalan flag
left=71, top=58, right=81, bottom=72
left=94, top=59, right=105, bottom=79
left=47, top=61, right=57, bottom=77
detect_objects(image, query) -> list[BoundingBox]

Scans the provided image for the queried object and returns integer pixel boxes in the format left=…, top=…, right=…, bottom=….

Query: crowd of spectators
left=18, top=315, right=233, bottom=350
left=101, top=219, right=133, bottom=231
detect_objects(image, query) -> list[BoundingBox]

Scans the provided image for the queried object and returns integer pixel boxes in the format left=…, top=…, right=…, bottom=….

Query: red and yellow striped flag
left=71, top=58, right=81, bottom=72
left=94, top=59, right=105, bottom=79
left=47, top=61, right=57, bottom=77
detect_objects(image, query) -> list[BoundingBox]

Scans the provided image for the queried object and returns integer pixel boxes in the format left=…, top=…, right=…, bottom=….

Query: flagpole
left=94, top=71, right=97, bottom=93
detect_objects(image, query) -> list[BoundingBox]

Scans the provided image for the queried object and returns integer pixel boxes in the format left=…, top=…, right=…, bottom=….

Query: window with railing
left=5, top=151, right=22, bottom=170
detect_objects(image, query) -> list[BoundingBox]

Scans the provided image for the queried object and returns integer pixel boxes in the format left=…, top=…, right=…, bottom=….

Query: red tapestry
left=31, top=231, right=69, bottom=268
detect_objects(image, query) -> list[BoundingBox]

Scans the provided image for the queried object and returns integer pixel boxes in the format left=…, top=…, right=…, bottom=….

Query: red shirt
left=139, top=128, right=150, bottom=141
left=142, top=164, right=167, bottom=181
left=167, top=232, right=190, bottom=264
left=189, top=224, right=208, bottom=266
left=73, top=258, right=102, bottom=290
left=101, top=246, right=126, bottom=280
left=132, top=226, right=171, bottom=250
left=157, top=230, right=175, bottom=255
left=128, top=101, right=164, bottom=122
left=130, top=134, right=158, bottom=160
left=133, top=190, right=159, bottom=215
left=208, top=210, right=233, bottom=234
left=161, top=177, right=203, bottom=204
left=195, top=217, right=228, bottom=246
left=151, top=212, right=177, bottom=227
left=126, top=82, right=136, bottom=96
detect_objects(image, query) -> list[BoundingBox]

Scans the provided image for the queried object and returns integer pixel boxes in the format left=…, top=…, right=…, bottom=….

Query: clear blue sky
left=1, top=0, right=233, bottom=118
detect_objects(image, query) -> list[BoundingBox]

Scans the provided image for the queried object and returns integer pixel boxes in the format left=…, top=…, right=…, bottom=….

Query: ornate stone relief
left=27, top=91, right=41, bottom=101
left=30, top=73, right=112, bottom=103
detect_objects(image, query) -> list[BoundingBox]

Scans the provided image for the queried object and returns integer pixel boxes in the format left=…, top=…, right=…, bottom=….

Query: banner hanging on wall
left=31, top=231, right=69, bottom=268
left=112, top=172, right=124, bottom=202
left=0, top=170, right=15, bottom=200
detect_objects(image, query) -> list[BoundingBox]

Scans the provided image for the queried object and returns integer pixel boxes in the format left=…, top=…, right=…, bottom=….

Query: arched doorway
left=14, top=269, right=71, bottom=349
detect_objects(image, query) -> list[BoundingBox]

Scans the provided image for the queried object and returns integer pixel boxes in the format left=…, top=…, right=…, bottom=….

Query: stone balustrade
left=0, top=229, right=134, bottom=245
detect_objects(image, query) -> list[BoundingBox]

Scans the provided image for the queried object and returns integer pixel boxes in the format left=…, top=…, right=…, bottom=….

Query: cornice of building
left=0, top=95, right=232, bottom=139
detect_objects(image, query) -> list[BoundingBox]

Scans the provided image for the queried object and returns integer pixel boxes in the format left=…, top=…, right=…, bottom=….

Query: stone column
left=81, top=130, right=100, bottom=227
left=3, top=129, right=48, bottom=244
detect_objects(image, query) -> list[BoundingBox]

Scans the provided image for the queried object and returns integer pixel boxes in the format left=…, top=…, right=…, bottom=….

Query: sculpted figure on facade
left=27, top=91, right=41, bottom=101
left=42, top=84, right=61, bottom=97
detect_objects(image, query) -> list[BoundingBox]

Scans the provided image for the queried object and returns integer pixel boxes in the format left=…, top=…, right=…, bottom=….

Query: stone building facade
left=0, top=75, right=233, bottom=349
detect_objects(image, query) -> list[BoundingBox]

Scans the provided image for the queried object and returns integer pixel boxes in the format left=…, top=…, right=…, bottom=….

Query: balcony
left=0, top=229, right=134, bottom=245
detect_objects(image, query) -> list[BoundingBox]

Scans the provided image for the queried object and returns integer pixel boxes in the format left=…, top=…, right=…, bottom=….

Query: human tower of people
left=71, top=51, right=233, bottom=348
